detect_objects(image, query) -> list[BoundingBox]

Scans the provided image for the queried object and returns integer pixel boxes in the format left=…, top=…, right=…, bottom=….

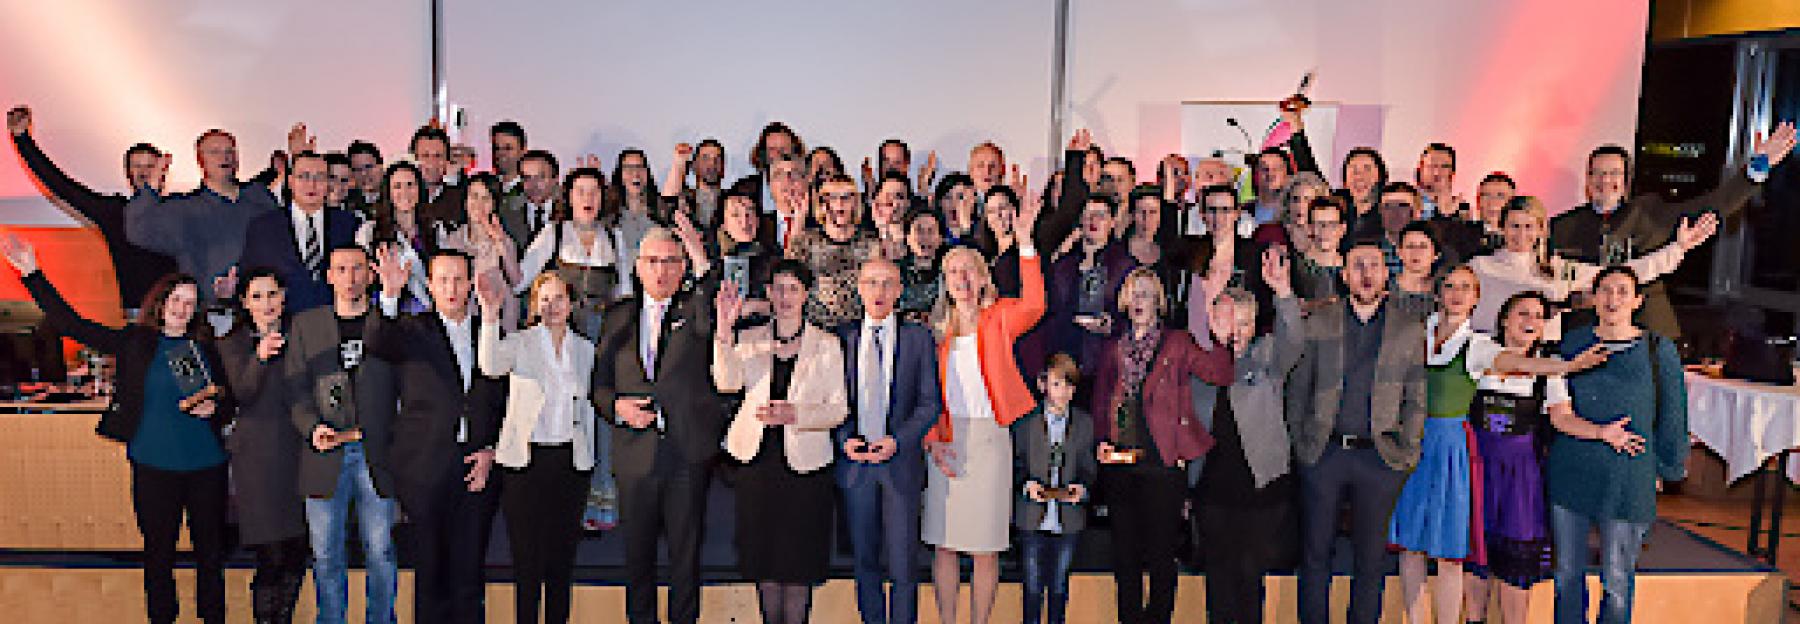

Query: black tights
left=756, top=582, right=813, bottom=624
left=250, top=536, right=309, bottom=624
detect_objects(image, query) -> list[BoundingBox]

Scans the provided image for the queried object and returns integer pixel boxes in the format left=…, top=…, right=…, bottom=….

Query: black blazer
left=364, top=309, right=504, bottom=501
left=238, top=205, right=360, bottom=314
left=592, top=281, right=729, bottom=476
left=23, top=271, right=235, bottom=443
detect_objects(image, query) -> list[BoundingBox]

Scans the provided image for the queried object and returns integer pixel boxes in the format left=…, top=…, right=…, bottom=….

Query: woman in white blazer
left=713, top=259, right=848, bottom=624
left=475, top=271, right=597, bottom=624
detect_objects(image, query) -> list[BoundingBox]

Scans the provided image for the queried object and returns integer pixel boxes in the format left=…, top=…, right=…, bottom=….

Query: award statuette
left=1073, top=264, right=1110, bottom=328
left=1105, top=395, right=1146, bottom=464
left=167, top=340, right=220, bottom=409
left=1040, top=441, right=1069, bottom=501
left=313, top=372, right=362, bottom=447
left=723, top=253, right=751, bottom=299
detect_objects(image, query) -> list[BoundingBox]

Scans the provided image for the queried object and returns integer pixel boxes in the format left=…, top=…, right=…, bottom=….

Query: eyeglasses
left=292, top=172, right=329, bottom=183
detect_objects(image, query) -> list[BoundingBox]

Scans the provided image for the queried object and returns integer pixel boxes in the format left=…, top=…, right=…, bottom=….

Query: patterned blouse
left=788, top=227, right=882, bottom=328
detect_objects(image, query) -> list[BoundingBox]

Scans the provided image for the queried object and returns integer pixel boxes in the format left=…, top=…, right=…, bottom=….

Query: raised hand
left=1675, top=212, right=1720, bottom=252
left=373, top=243, right=413, bottom=296
left=673, top=142, right=694, bottom=165
left=0, top=234, right=39, bottom=275
left=860, top=156, right=875, bottom=189
left=213, top=266, right=239, bottom=300
left=1068, top=128, right=1093, bottom=153
left=920, top=150, right=938, bottom=182
left=256, top=331, right=285, bottom=362
left=714, top=280, right=744, bottom=337
left=6, top=105, right=30, bottom=136
left=1755, top=121, right=1798, bottom=167
left=150, top=153, right=172, bottom=193
left=1262, top=244, right=1292, bottom=297
left=473, top=268, right=505, bottom=314
left=577, top=153, right=603, bottom=170
left=1015, top=171, right=1042, bottom=235
left=287, top=122, right=317, bottom=157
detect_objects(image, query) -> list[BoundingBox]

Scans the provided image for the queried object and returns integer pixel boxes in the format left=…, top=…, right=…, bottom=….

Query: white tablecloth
left=1685, top=371, right=1800, bottom=484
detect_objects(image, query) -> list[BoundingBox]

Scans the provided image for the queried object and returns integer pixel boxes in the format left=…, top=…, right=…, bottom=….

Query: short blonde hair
left=524, top=272, right=573, bottom=327
left=1117, top=267, right=1168, bottom=317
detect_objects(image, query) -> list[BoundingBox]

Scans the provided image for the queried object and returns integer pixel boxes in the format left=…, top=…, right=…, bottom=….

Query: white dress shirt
left=857, top=315, right=898, bottom=440
left=440, top=311, right=475, bottom=442
left=638, top=296, right=671, bottom=431
left=290, top=206, right=324, bottom=268
left=530, top=328, right=579, bottom=444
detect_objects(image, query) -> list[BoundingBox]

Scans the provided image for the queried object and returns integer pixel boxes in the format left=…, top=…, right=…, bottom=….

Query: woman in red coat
left=1089, top=266, right=1235, bottom=624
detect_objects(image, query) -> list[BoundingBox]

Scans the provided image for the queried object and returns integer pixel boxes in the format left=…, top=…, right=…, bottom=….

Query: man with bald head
left=591, top=228, right=727, bottom=624
left=835, top=258, right=942, bottom=624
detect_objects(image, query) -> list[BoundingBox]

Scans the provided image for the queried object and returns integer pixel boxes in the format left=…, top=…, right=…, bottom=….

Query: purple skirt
left=1471, top=428, right=1552, bottom=588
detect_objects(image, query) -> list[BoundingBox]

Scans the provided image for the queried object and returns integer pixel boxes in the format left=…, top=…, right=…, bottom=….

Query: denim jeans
left=1020, top=529, right=1081, bottom=624
left=1550, top=504, right=1650, bottom=624
left=303, top=442, right=399, bottom=624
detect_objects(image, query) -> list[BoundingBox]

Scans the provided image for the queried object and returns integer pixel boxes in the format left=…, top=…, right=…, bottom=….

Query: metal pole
left=1048, top=0, right=1071, bottom=166
left=430, top=0, right=446, bottom=124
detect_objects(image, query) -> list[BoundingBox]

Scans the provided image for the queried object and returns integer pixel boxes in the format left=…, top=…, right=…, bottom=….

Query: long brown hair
left=137, top=273, right=207, bottom=339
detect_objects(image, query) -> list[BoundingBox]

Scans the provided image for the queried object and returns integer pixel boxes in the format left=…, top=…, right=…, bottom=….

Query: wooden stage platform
left=0, top=558, right=1782, bottom=623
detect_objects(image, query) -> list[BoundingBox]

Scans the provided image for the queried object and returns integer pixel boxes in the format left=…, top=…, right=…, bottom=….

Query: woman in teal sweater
left=1549, top=265, right=1687, bottom=624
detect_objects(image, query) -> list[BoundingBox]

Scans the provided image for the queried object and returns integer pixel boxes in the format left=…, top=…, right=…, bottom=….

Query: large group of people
left=4, top=101, right=1796, bottom=624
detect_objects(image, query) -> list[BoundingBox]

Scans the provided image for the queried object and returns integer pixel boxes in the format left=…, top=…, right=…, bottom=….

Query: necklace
left=775, top=323, right=803, bottom=345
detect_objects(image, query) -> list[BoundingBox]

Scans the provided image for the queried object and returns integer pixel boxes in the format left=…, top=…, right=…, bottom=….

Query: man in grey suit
left=497, top=150, right=560, bottom=250
left=285, top=244, right=401, bottom=624
left=1288, top=237, right=1426, bottom=624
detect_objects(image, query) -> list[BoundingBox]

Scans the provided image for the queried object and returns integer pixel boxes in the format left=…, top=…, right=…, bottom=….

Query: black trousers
left=131, top=462, right=229, bottom=624
left=250, top=536, right=309, bottom=624
left=501, top=444, right=590, bottom=624
left=1199, top=501, right=1293, bottom=624
left=1296, top=446, right=1408, bottom=624
left=402, top=460, right=502, bottom=624
left=1102, top=463, right=1186, bottom=624
left=617, top=446, right=711, bottom=624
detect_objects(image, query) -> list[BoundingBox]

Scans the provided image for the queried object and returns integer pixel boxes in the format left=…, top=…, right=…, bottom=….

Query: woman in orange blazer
left=921, top=184, right=1046, bottom=624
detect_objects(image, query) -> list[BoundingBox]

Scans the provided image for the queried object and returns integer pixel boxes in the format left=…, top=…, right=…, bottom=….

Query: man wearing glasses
left=239, top=151, right=360, bottom=313
left=1549, top=126, right=1796, bottom=337
left=592, top=228, right=727, bottom=624
left=346, top=140, right=384, bottom=215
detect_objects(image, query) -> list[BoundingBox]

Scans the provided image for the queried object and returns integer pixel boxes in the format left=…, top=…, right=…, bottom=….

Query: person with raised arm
left=3, top=235, right=235, bottom=624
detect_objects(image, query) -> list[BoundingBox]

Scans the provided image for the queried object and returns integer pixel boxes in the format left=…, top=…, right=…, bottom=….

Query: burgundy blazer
left=1089, top=327, right=1234, bottom=467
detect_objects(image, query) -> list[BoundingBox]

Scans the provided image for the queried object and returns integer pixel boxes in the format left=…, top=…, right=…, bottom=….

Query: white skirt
left=921, top=416, right=1013, bottom=553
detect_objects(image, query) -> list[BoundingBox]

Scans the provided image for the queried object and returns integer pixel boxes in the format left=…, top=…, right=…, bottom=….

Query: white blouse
left=1466, top=242, right=1688, bottom=337
left=517, top=221, right=618, bottom=294
left=944, top=336, right=997, bottom=422
left=531, top=329, right=580, bottom=444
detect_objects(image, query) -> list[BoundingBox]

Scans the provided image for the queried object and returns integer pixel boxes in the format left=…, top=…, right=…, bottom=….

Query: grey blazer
left=1011, top=406, right=1098, bottom=533
left=284, top=305, right=398, bottom=499
left=497, top=192, right=550, bottom=251
left=1287, top=296, right=1427, bottom=471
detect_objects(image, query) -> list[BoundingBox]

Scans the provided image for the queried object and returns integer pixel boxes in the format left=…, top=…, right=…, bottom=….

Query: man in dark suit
left=285, top=244, right=401, bottom=624
left=7, top=105, right=178, bottom=308
left=369, top=247, right=504, bottom=624
left=1549, top=127, right=1795, bottom=338
left=1288, top=238, right=1427, bottom=624
left=411, top=125, right=467, bottom=226
left=240, top=151, right=360, bottom=314
left=497, top=149, right=559, bottom=250
left=591, top=227, right=727, bottom=624
left=835, top=258, right=942, bottom=624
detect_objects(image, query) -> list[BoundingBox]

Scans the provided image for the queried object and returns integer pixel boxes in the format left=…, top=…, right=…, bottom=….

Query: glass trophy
left=1041, top=441, right=1069, bottom=500
left=1106, top=396, right=1145, bottom=464
left=166, top=341, right=217, bottom=403
left=314, top=372, right=361, bottom=444
left=1075, top=265, right=1109, bottom=327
